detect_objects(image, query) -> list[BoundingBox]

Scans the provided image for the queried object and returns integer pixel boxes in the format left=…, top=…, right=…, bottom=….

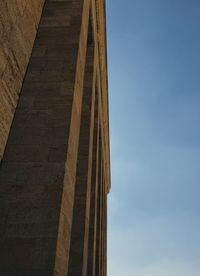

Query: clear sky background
left=106, top=1, right=200, bottom=275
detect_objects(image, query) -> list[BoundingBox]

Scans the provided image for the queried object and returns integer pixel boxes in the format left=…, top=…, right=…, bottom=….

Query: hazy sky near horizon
left=106, top=1, right=200, bottom=275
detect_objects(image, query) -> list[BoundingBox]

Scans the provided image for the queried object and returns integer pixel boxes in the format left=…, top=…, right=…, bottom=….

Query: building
left=0, top=0, right=110, bottom=275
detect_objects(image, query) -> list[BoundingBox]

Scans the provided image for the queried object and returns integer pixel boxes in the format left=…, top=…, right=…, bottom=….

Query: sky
left=106, top=1, right=200, bottom=275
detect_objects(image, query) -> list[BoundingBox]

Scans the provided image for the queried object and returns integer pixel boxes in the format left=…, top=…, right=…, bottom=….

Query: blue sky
left=106, top=0, right=200, bottom=275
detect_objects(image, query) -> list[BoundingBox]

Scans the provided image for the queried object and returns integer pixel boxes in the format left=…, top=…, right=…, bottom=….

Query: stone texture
left=0, top=0, right=45, bottom=161
left=0, top=0, right=110, bottom=275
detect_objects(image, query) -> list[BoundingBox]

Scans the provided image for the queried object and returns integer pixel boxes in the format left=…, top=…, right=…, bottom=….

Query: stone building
left=0, top=0, right=110, bottom=275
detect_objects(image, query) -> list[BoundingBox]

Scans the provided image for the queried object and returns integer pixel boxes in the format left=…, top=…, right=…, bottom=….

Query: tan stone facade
left=0, top=0, right=110, bottom=275
left=0, top=0, right=45, bottom=161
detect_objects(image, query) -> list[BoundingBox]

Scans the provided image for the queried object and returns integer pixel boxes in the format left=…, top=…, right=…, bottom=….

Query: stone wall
left=0, top=0, right=110, bottom=274
left=0, top=0, right=44, bottom=161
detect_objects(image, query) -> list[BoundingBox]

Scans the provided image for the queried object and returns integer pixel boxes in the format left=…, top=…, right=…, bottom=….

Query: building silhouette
left=0, top=0, right=110, bottom=275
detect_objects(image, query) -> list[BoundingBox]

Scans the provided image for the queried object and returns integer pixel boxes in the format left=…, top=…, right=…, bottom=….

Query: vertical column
left=95, top=126, right=103, bottom=276
left=0, top=0, right=87, bottom=275
left=87, top=86, right=98, bottom=275
left=67, top=15, right=95, bottom=276
left=54, top=0, right=92, bottom=274
left=95, top=136, right=107, bottom=276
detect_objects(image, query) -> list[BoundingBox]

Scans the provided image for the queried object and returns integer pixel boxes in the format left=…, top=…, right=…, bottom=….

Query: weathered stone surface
left=0, top=0, right=45, bottom=161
